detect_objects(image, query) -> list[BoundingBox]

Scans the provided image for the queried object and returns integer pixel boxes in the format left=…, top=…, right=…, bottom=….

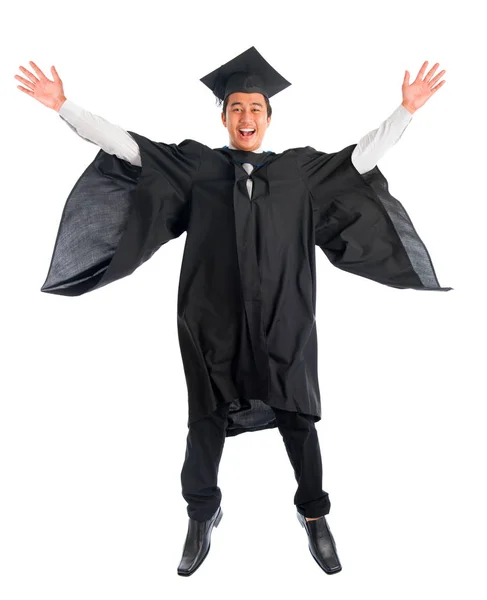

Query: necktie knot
left=242, top=163, right=254, bottom=175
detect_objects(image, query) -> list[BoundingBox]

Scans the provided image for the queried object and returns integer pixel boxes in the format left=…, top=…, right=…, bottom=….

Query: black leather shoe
left=177, top=506, right=223, bottom=577
left=297, top=511, right=342, bottom=574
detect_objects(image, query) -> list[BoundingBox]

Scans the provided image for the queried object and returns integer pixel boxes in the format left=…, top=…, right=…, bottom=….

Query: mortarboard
left=200, top=46, right=291, bottom=102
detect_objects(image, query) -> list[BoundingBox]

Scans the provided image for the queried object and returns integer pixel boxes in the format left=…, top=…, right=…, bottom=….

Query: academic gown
left=40, top=132, right=452, bottom=436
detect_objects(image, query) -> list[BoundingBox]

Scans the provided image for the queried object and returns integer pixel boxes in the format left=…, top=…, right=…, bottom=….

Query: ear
left=221, top=111, right=227, bottom=128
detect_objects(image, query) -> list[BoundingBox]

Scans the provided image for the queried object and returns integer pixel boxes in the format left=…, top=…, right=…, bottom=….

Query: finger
left=425, top=62, right=440, bottom=82
left=14, top=74, right=35, bottom=90
left=415, top=60, right=428, bottom=81
left=429, top=70, right=446, bottom=87
left=17, top=85, right=34, bottom=97
left=431, top=80, right=446, bottom=93
left=29, top=60, right=47, bottom=81
left=403, top=70, right=410, bottom=85
left=19, top=65, right=39, bottom=84
left=51, top=65, right=61, bottom=81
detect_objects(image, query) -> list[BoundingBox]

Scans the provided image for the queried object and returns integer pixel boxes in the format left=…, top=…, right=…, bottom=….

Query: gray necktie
left=242, top=162, right=254, bottom=199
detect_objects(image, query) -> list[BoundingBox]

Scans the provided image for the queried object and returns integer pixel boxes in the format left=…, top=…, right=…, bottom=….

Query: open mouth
left=238, top=129, right=256, bottom=139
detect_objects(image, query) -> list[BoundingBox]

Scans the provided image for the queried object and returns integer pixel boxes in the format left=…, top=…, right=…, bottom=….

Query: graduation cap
left=200, top=46, right=291, bottom=103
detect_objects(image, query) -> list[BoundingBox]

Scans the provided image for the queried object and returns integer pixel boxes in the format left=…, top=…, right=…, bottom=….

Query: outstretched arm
left=58, top=100, right=141, bottom=167
left=351, top=104, right=413, bottom=175
left=351, top=61, right=446, bottom=175
left=15, top=60, right=141, bottom=166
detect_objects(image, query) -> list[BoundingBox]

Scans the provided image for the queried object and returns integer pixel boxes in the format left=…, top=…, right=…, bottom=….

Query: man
left=15, top=46, right=451, bottom=577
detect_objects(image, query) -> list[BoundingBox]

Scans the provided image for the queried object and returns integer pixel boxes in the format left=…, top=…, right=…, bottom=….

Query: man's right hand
left=15, top=61, right=67, bottom=112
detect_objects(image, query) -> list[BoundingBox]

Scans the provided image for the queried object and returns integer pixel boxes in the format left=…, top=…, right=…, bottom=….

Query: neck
left=228, top=142, right=264, bottom=153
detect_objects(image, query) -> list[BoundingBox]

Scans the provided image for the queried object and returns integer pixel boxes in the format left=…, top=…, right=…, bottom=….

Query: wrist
left=401, top=102, right=416, bottom=115
left=53, top=96, right=67, bottom=112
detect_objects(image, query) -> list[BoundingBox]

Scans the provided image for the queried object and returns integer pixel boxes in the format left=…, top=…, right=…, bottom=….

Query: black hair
left=217, top=94, right=272, bottom=119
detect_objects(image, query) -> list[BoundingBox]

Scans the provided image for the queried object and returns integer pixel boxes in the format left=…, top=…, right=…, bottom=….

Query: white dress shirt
left=58, top=100, right=413, bottom=200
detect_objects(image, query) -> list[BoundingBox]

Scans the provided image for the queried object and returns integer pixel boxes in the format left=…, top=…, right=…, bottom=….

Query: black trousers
left=180, top=403, right=331, bottom=522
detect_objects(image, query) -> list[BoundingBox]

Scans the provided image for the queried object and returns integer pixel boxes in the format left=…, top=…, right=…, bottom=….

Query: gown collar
left=220, top=142, right=273, bottom=165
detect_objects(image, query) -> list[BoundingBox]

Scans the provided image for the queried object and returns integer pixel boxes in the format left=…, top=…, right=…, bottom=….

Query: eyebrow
left=230, top=101, right=263, bottom=108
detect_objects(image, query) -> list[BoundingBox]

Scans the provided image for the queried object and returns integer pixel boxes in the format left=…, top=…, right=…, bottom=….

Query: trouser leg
left=271, top=407, right=331, bottom=518
left=180, top=403, right=230, bottom=522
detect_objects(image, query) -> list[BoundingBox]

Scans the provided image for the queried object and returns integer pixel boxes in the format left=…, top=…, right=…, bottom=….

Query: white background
left=1, top=0, right=485, bottom=597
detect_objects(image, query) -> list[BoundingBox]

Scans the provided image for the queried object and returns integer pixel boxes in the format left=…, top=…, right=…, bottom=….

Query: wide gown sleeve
left=40, top=132, right=203, bottom=296
left=297, top=144, right=452, bottom=291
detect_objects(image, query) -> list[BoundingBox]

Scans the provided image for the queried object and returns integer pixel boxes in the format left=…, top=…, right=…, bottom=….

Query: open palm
left=14, top=61, right=66, bottom=111
left=402, top=61, right=446, bottom=112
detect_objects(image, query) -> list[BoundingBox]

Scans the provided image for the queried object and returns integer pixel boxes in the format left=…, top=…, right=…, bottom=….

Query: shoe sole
left=310, top=551, right=342, bottom=575
left=177, top=508, right=223, bottom=577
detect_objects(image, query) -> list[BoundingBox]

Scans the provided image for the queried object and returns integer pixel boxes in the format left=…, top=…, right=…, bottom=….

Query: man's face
left=221, top=92, right=271, bottom=151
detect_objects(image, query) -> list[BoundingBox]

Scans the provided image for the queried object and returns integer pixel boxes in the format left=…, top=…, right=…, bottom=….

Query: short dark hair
left=218, top=94, right=272, bottom=119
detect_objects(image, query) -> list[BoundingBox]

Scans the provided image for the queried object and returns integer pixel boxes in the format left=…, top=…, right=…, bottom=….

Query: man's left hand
left=401, top=61, right=446, bottom=114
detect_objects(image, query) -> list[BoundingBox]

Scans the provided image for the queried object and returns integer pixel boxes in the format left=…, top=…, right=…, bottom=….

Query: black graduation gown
left=40, top=132, right=452, bottom=436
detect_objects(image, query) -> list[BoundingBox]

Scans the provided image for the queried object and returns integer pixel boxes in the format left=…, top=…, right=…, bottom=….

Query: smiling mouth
left=239, top=129, right=256, bottom=138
